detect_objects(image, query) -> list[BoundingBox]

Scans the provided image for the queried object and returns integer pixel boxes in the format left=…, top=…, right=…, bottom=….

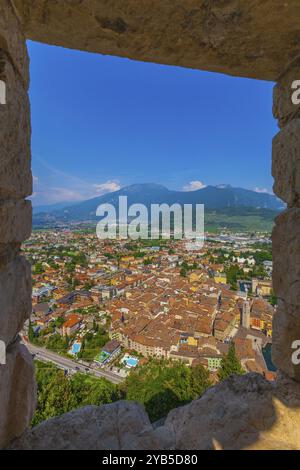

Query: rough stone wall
left=1, top=0, right=300, bottom=451
left=0, top=0, right=36, bottom=448
left=272, top=58, right=300, bottom=381
left=9, top=373, right=300, bottom=450
left=10, top=0, right=300, bottom=81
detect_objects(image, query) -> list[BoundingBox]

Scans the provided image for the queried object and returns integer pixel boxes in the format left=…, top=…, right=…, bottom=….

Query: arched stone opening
left=1, top=0, right=300, bottom=449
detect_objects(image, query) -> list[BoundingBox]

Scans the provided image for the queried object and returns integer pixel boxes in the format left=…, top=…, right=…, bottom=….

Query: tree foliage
left=217, top=344, right=245, bottom=381
left=120, top=359, right=211, bottom=422
left=32, top=361, right=119, bottom=426
left=33, top=352, right=246, bottom=428
left=77, top=329, right=109, bottom=361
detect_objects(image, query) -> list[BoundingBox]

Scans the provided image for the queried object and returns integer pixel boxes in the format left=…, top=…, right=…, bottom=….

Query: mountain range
left=32, top=183, right=283, bottom=231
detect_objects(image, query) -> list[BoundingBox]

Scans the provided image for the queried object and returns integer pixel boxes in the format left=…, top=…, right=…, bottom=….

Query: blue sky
left=28, top=41, right=278, bottom=206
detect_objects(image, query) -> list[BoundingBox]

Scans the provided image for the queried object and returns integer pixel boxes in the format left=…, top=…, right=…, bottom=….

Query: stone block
left=272, top=208, right=300, bottom=307
left=0, top=0, right=29, bottom=84
left=0, top=341, right=36, bottom=449
left=273, top=59, right=300, bottom=128
left=0, top=256, right=31, bottom=345
left=9, top=401, right=161, bottom=450
left=272, top=119, right=300, bottom=206
left=10, top=374, right=300, bottom=450
left=0, top=243, right=20, bottom=268
left=0, top=199, right=32, bottom=243
left=0, top=52, right=31, bottom=199
left=272, top=300, right=300, bottom=381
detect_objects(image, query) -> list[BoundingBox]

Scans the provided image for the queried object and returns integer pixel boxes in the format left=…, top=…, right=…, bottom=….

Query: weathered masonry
left=1, top=0, right=300, bottom=450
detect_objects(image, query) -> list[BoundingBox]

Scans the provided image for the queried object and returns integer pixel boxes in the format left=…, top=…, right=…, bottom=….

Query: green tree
left=32, top=362, right=76, bottom=426
left=54, top=316, right=65, bottom=328
left=121, top=359, right=201, bottom=422
left=70, top=374, right=119, bottom=407
left=217, top=344, right=245, bottom=381
left=46, top=334, right=70, bottom=354
left=269, top=291, right=277, bottom=307
left=225, top=264, right=244, bottom=290
left=190, top=364, right=212, bottom=399
left=66, top=262, right=75, bottom=273
left=32, top=361, right=118, bottom=426
left=33, top=262, right=44, bottom=274
left=84, top=281, right=95, bottom=291
left=28, top=320, right=35, bottom=342
left=79, top=329, right=109, bottom=361
left=180, top=268, right=187, bottom=277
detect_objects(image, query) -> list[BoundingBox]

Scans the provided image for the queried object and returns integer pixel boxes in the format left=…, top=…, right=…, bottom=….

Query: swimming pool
left=70, top=341, right=81, bottom=355
left=121, top=354, right=139, bottom=368
left=126, top=357, right=138, bottom=367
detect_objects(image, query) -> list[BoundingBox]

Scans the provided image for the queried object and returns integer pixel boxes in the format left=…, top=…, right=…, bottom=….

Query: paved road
left=23, top=341, right=124, bottom=385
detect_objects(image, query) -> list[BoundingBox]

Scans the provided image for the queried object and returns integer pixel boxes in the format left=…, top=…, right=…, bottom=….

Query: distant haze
left=32, top=183, right=283, bottom=225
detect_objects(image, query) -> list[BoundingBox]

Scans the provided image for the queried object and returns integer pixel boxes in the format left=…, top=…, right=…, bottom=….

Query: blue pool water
left=126, top=357, right=138, bottom=367
left=262, top=343, right=277, bottom=372
left=71, top=342, right=81, bottom=355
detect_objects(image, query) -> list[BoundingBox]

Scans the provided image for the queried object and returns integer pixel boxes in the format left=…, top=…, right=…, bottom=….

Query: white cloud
left=254, top=187, right=272, bottom=194
left=31, top=176, right=122, bottom=206
left=32, top=155, right=122, bottom=204
left=93, top=180, right=121, bottom=195
left=182, top=180, right=206, bottom=192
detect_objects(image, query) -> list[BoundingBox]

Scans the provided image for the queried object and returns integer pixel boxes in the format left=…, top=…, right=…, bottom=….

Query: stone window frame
left=1, top=0, right=300, bottom=450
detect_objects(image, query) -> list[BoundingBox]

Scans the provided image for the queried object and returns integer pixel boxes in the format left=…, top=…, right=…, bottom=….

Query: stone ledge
left=0, top=0, right=29, bottom=84
left=8, top=373, right=300, bottom=450
left=11, top=0, right=300, bottom=81
left=155, top=372, right=300, bottom=450
left=9, top=400, right=162, bottom=450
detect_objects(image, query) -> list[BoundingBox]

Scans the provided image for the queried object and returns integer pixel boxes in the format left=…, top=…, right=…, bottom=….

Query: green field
left=33, top=207, right=279, bottom=234
left=204, top=208, right=277, bottom=233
